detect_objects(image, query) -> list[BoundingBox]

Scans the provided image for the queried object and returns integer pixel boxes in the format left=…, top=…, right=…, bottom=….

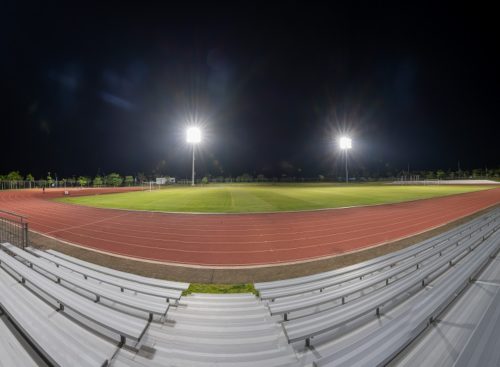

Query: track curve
left=1, top=187, right=499, bottom=267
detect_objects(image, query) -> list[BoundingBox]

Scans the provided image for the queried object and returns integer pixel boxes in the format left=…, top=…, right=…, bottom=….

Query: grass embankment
left=182, top=283, right=258, bottom=296
left=57, top=183, right=493, bottom=213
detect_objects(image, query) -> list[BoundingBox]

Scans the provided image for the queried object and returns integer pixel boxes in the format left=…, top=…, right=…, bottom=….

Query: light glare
left=186, top=127, right=201, bottom=143
left=339, top=136, right=352, bottom=150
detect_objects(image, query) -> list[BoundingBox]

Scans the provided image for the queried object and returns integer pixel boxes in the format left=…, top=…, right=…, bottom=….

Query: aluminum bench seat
left=270, top=220, right=499, bottom=318
left=27, top=247, right=182, bottom=301
left=284, top=226, right=498, bottom=345
left=176, top=303, right=266, bottom=315
left=46, top=248, right=188, bottom=291
left=112, top=349, right=302, bottom=367
left=313, top=229, right=500, bottom=366
left=0, top=250, right=148, bottom=343
left=2, top=243, right=168, bottom=319
left=0, top=268, right=116, bottom=367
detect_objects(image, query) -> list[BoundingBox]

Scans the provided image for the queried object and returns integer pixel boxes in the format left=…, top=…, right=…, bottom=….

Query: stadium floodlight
left=339, top=136, right=352, bottom=184
left=187, top=127, right=201, bottom=186
left=186, top=126, right=201, bottom=144
left=339, top=136, right=352, bottom=150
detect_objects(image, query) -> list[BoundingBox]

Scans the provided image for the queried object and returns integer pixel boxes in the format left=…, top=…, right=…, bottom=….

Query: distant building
left=156, top=177, right=175, bottom=185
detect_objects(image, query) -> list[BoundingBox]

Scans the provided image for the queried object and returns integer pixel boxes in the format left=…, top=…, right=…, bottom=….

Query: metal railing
left=0, top=209, right=28, bottom=249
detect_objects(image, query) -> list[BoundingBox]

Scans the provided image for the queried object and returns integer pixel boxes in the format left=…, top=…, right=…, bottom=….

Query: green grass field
left=58, top=183, right=495, bottom=213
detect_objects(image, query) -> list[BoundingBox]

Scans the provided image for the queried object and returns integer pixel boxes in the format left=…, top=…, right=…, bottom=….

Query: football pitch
left=57, top=183, right=495, bottom=213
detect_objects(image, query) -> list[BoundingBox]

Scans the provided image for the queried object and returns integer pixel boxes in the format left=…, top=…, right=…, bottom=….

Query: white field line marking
left=44, top=212, right=131, bottom=235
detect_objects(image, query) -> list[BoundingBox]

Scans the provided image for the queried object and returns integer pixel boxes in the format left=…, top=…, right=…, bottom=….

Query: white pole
left=191, top=145, right=195, bottom=186
left=345, top=150, right=348, bottom=184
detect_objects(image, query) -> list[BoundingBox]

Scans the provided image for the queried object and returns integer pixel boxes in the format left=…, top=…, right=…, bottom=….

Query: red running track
left=1, top=187, right=499, bottom=267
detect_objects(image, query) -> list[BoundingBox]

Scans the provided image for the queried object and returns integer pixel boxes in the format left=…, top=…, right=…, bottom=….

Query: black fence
left=0, top=180, right=141, bottom=190
left=0, top=210, right=28, bottom=249
left=0, top=180, right=85, bottom=190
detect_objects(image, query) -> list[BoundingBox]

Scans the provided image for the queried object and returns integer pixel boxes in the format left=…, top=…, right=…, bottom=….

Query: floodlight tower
left=339, top=136, right=352, bottom=184
left=186, top=127, right=201, bottom=186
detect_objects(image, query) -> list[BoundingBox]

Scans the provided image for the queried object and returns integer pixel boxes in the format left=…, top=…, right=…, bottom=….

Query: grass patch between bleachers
left=182, top=283, right=258, bottom=296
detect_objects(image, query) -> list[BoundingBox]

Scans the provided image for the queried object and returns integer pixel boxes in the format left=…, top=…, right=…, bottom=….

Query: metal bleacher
left=257, top=209, right=498, bottom=301
left=0, top=243, right=190, bottom=367
left=2, top=243, right=170, bottom=321
left=44, top=249, right=188, bottom=291
left=313, top=229, right=500, bottom=367
left=0, top=207, right=499, bottom=366
left=0, top=248, right=149, bottom=344
left=26, top=247, right=186, bottom=302
left=268, top=214, right=498, bottom=322
left=0, top=266, right=117, bottom=366
left=255, top=208, right=500, bottom=366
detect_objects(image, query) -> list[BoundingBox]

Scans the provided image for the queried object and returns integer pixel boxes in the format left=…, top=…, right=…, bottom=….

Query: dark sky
left=1, top=2, right=498, bottom=179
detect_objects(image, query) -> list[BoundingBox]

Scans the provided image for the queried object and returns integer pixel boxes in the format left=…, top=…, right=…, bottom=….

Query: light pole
left=186, top=127, right=201, bottom=186
left=339, top=136, right=352, bottom=184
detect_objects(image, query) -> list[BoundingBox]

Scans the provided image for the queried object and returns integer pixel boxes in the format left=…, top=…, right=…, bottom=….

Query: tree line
left=0, top=171, right=138, bottom=187
left=1, top=166, right=499, bottom=188
left=190, top=167, right=500, bottom=183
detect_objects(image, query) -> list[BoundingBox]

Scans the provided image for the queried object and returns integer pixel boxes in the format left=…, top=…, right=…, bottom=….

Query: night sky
left=1, top=2, right=498, bottom=179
